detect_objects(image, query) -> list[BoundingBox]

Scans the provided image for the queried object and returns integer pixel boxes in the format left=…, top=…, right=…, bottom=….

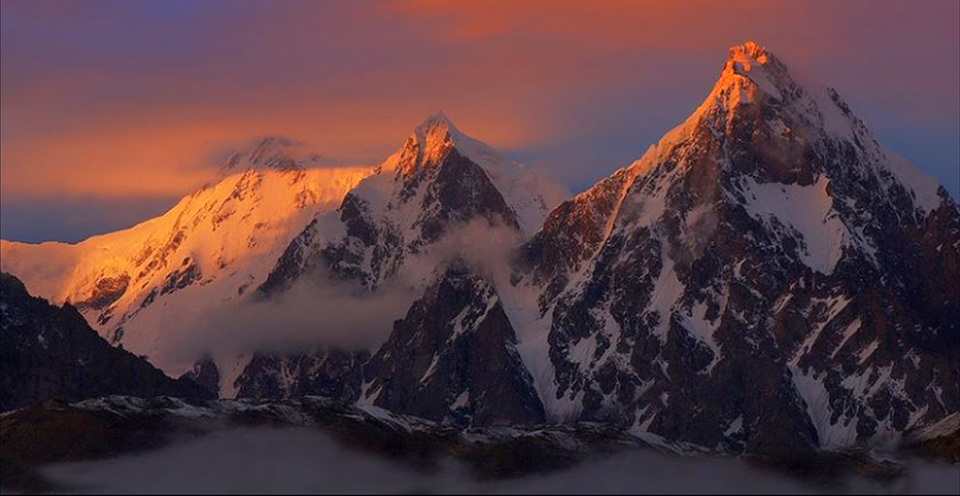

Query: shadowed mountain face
left=365, top=263, right=546, bottom=427
left=0, top=273, right=210, bottom=412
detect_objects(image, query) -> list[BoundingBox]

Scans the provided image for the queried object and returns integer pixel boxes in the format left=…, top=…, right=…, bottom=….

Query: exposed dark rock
left=182, top=355, right=222, bottom=397
left=160, top=262, right=202, bottom=296
left=366, top=264, right=545, bottom=427
left=73, top=273, right=130, bottom=312
left=256, top=219, right=325, bottom=297
left=234, top=348, right=368, bottom=403
left=0, top=273, right=211, bottom=413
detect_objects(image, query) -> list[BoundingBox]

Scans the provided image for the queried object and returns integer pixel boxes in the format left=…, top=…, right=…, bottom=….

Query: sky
left=1, top=0, right=958, bottom=243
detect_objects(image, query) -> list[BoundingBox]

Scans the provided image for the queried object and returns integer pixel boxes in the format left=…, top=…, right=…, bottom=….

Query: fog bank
left=39, top=429, right=960, bottom=495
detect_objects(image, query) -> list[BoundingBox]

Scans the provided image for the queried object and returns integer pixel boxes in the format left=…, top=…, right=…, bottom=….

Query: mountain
left=0, top=273, right=210, bottom=412
left=0, top=138, right=371, bottom=376
left=0, top=116, right=561, bottom=402
left=229, top=115, right=561, bottom=402
left=259, top=113, right=558, bottom=295
left=512, top=41, right=959, bottom=454
left=183, top=43, right=956, bottom=454
left=1, top=41, right=955, bottom=459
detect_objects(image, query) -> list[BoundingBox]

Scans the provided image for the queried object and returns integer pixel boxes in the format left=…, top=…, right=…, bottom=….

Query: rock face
left=233, top=263, right=546, bottom=428
left=365, top=263, right=545, bottom=426
left=181, top=355, right=222, bottom=397
left=234, top=348, right=368, bottom=403
left=0, top=273, right=210, bottom=412
left=513, top=41, right=959, bottom=454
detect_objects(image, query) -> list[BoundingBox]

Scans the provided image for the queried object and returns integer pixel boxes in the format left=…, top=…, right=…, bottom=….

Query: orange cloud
left=0, top=95, right=549, bottom=200
left=1, top=0, right=957, bottom=214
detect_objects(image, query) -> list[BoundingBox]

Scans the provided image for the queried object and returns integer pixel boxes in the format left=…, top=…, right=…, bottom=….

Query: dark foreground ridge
left=0, top=273, right=211, bottom=413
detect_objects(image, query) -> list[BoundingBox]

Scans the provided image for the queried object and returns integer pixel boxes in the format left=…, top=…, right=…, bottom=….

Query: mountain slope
left=511, top=41, right=959, bottom=454
left=0, top=138, right=371, bottom=375
left=0, top=273, right=210, bottom=412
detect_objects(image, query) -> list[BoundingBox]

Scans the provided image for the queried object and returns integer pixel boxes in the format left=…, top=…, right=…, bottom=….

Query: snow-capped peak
left=389, top=112, right=498, bottom=175
left=393, top=113, right=521, bottom=180
left=374, top=113, right=559, bottom=234
left=639, top=41, right=943, bottom=213
left=704, top=41, right=863, bottom=144
left=731, top=40, right=768, bottom=60
left=703, top=40, right=792, bottom=111
left=220, top=137, right=324, bottom=175
left=413, top=112, right=460, bottom=146
left=1, top=157, right=371, bottom=374
left=258, top=111, right=564, bottom=299
left=727, top=40, right=776, bottom=72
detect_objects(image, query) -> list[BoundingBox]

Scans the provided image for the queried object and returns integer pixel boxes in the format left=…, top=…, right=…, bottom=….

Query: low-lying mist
left=36, top=428, right=960, bottom=495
